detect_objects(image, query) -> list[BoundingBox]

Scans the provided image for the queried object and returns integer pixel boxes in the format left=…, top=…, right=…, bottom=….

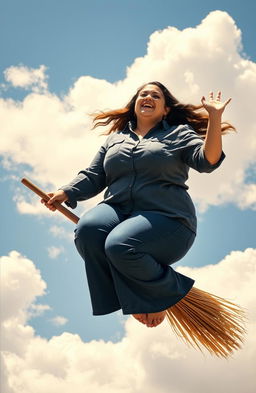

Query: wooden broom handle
left=21, top=178, right=79, bottom=224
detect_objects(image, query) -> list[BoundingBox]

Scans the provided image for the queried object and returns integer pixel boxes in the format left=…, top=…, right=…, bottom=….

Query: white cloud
left=1, top=248, right=256, bottom=393
left=47, top=246, right=64, bottom=259
left=236, top=183, right=256, bottom=210
left=0, top=251, right=47, bottom=356
left=4, top=65, right=48, bottom=92
left=0, top=352, right=15, bottom=393
left=14, top=192, right=57, bottom=216
left=29, top=304, right=51, bottom=318
left=49, top=225, right=74, bottom=241
left=50, top=316, right=68, bottom=326
left=0, top=251, right=46, bottom=324
left=0, top=10, right=255, bottom=214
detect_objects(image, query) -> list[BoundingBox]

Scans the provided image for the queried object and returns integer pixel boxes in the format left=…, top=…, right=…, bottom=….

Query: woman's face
left=134, top=84, right=170, bottom=123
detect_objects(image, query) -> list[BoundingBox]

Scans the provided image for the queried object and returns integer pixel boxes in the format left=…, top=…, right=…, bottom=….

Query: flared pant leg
left=74, top=203, right=127, bottom=315
left=75, top=203, right=196, bottom=315
left=105, top=211, right=196, bottom=314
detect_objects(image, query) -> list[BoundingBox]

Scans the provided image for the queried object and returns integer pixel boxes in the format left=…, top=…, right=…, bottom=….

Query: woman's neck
left=135, top=118, right=161, bottom=136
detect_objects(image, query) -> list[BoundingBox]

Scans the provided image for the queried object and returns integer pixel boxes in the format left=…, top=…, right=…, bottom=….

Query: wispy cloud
left=47, top=246, right=64, bottom=259
left=28, top=304, right=51, bottom=318
left=50, top=225, right=74, bottom=241
left=50, top=316, right=68, bottom=326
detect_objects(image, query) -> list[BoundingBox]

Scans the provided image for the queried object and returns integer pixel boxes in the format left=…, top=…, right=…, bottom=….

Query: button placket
left=128, top=143, right=139, bottom=203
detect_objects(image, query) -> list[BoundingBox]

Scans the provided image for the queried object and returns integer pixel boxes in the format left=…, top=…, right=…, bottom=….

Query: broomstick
left=21, top=177, right=246, bottom=358
left=21, top=178, right=79, bottom=224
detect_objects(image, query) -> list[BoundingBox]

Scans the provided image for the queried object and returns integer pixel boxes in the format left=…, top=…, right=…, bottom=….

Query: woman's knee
left=75, top=214, right=102, bottom=246
left=105, top=234, right=120, bottom=261
left=105, top=232, right=136, bottom=266
left=75, top=203, right=122, bottom=244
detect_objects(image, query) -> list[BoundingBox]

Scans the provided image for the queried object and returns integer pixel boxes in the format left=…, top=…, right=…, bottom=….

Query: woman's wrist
left=208, top=111, right=222, bottom=121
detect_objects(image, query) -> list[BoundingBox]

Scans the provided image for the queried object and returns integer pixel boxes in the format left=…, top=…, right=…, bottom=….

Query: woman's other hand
left=41, top=190, right=68, bottom=211
left=201, top=91, right=231, bottom=116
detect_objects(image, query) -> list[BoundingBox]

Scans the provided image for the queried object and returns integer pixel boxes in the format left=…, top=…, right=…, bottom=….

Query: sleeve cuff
left=58, top=188, right=77, bottom=209
left=200, top=148, right=226, bottom=173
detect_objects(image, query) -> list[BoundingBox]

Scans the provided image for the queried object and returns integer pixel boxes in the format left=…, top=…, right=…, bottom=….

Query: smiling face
left=134, top=84, right=170, bottom=124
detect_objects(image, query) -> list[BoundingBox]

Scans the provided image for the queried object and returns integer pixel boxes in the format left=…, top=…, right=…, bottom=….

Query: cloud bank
left=0, top=10, right=255, bottom=215
left=1, top=247, right=255, bottom=393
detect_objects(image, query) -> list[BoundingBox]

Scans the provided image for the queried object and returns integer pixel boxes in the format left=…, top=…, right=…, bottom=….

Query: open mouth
left=141, top=103, right=154, bottom=109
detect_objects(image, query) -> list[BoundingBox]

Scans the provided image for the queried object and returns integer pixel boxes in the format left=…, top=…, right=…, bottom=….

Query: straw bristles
left=166, top=287, right=246, bottom=358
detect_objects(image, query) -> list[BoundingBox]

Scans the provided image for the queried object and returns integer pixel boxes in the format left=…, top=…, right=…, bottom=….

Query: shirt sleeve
left=60, top=139, right=108, bottom=209
left=180, top=125, right=226, bottom=173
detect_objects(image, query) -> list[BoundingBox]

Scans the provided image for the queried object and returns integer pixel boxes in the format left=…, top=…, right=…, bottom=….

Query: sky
left=1, top=1, right=256, bottom=392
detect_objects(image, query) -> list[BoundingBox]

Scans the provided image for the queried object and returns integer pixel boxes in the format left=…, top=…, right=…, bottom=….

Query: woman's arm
left=203, top=112, right=222, bottom=165
left=60, top=143, right=107, bottom=209
left=201, top=91, right=231, bottom=165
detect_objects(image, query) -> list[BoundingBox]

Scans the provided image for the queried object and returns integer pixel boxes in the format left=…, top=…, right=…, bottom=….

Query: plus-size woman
left=42, top=81, right=233, bottom=329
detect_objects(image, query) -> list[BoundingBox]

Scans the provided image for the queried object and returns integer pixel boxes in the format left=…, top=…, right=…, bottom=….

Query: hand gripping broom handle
left=21, top=178, right=80, bottom=224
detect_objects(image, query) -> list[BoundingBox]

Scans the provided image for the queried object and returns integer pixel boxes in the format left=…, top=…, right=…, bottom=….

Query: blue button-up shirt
left=61, top=120, right=225, bottom=233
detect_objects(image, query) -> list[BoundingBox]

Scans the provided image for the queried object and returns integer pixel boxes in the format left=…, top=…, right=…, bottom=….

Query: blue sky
left=1, top=2, right=256, bottom=388
left=1, top=0, right=255, bottom=93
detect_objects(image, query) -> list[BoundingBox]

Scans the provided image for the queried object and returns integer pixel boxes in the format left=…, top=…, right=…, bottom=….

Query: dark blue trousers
left=74, top=203, right=196, bottom=315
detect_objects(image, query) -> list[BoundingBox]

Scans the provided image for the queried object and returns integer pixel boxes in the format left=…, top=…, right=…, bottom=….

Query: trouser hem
left=92, top=305, right=122, bottom=316
left=121, top=281, right=195, bottom=315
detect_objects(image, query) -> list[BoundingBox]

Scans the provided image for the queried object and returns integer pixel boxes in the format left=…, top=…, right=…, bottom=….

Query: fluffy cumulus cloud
left=1, top=251, right=46, bottom=325
left=1, top=248, right=256, bottom=393
left=0, top=10, right=256, bottom=216
left=4, top=64, right=48, bottom=92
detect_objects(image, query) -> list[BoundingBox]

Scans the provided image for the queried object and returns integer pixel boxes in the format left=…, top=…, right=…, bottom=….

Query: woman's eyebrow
left=140, top=90, right=161, bottom=95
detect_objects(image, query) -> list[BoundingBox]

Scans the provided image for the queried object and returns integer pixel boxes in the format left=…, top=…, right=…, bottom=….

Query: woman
left=42, top=81, right=234, bottom=329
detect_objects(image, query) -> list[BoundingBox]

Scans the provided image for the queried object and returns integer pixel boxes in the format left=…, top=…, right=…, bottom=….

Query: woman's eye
left=139, top=92, right=160, bottom=98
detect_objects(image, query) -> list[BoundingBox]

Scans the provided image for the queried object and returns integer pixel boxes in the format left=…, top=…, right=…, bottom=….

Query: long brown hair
left=92, top=81, right=236, bottom=137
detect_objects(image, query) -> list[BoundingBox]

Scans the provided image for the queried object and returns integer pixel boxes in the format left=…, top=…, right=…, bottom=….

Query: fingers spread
left=224, top=97, right=232, bottom=106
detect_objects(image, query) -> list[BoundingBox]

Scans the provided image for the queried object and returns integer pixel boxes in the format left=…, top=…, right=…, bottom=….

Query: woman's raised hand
left=41, top=190, right=68, bottom=211
left=201, top=91, right=232, bottom=116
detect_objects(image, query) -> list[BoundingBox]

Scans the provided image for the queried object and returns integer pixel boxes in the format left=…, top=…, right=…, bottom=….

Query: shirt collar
left=126, top=119, right=170, bottom=134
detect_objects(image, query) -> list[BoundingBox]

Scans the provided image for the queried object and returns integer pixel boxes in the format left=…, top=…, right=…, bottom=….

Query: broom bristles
left=166, top=287, right=246, bottom=358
